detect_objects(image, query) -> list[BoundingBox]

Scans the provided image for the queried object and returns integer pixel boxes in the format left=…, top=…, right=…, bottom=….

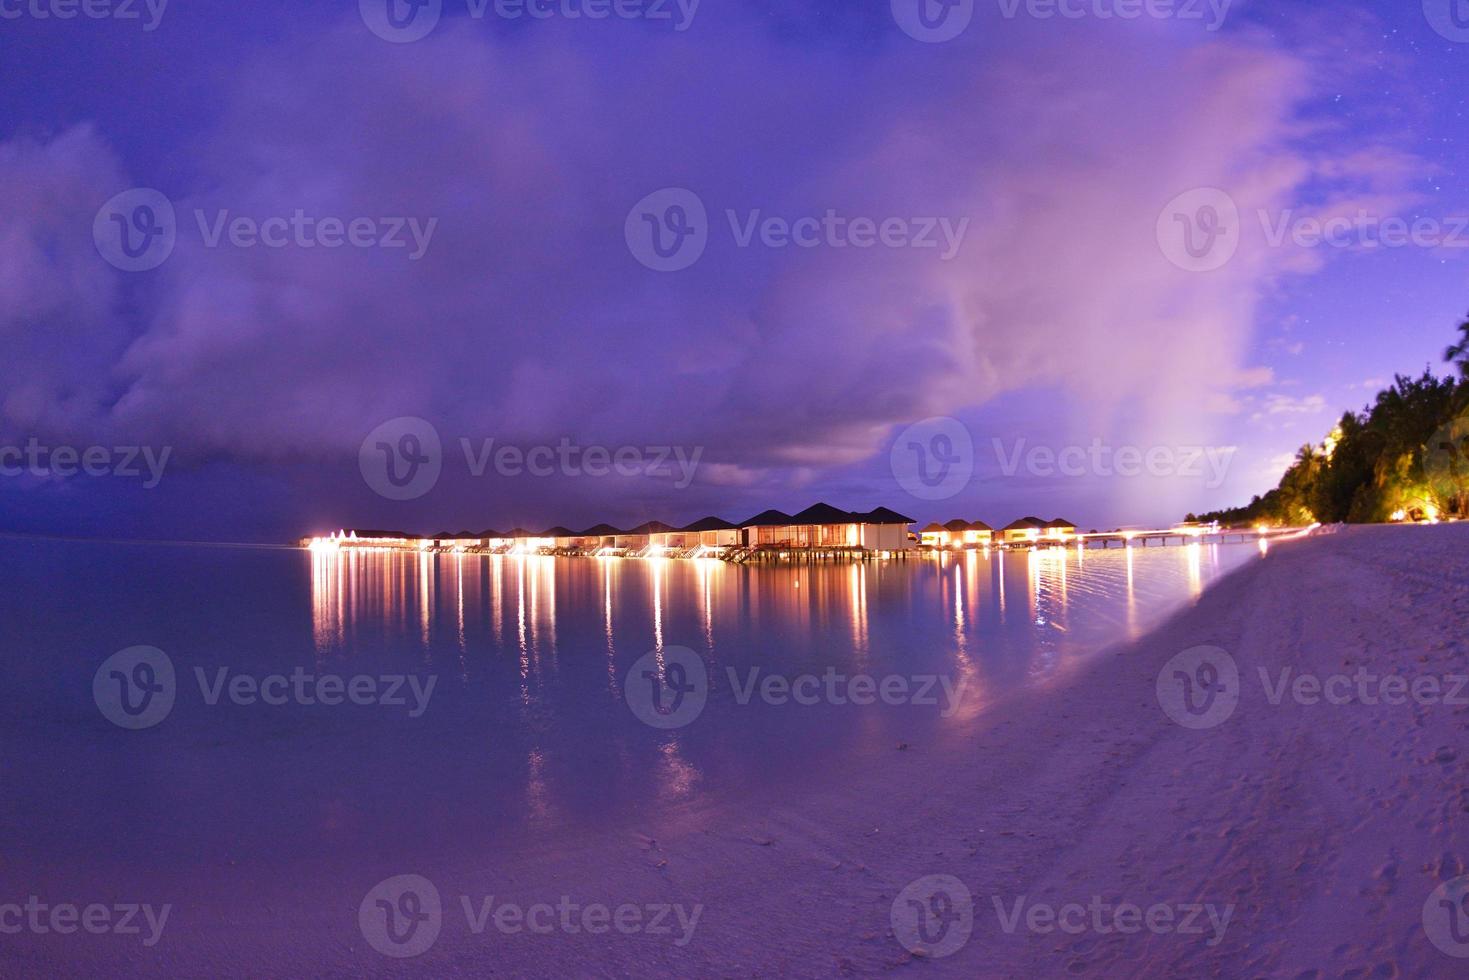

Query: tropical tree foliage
left=1191, top=313, right=1469, bottom=527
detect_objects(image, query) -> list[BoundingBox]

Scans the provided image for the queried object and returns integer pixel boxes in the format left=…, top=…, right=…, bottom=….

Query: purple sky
left=2, top=0, right=1467, bottom=541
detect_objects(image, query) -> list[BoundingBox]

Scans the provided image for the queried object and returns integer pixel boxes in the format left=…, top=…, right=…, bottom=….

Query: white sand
left=25, top=525, right=1469, bottom=977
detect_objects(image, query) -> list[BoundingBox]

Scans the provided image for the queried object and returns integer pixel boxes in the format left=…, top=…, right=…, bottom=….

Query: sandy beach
left=354, top=524, right=1465, bottom=977
left=10, top=524, right=1468, bottom=978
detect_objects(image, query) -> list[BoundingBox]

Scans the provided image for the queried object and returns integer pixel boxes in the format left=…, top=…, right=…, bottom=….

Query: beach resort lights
left=306, top=505, right=917, bottom=560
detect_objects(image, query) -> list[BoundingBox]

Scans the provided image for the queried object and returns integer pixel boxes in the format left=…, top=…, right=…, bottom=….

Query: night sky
left=2, top=0, right=1467, bottom=541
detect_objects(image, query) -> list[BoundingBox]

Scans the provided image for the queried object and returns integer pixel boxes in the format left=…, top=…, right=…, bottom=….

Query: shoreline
left=369, top=524, right=1466, bottom=975
left=12, top=525, right=1467, bottom=976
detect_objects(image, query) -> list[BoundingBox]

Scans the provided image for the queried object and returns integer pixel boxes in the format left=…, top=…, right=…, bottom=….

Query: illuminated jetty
left=303, top=506, right=1314, bottom=561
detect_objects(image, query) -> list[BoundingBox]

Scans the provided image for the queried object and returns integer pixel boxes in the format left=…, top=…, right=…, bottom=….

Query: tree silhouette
left=1195, top=311, right=1469, bottom=525
left=1444, top=310, right=1469, bottom=378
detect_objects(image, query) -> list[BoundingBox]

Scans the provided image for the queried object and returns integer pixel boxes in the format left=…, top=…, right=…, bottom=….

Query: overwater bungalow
left=615, top=521, right=678, bottom=553
left=944, top=519, right=993, bottom=548
left=508, top=527, right=555, bottom=552
left=683, top=516, right=740, bottom=550
left=920, top=519, right=994, bottom=549
left=1000, top=516, right=1047, bottom=545
left=858, top=507, right=917, bottom=551
left=481, top=529, right=514, bottom=552
left=444, top=531, right=485, bottom=551
left=952, top=519, right=994, bottom=547
left=738, top=503, right=913, bottom=553
left=1043, top=518, right=1078, bottom=541
left=998, top=516, right=1079, bottom=546
left=541, top=526, right=578, bottom=550
left=608, top=522, right=658, bottom=552
left=740, top=509, right=798, bottom=547
left=577, top=524, right=624, bottom=553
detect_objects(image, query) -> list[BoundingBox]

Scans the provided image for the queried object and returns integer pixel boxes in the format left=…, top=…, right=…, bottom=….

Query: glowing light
left=1322, top=424, right=1343, bottom=461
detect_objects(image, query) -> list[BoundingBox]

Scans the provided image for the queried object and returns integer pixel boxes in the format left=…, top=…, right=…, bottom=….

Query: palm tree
left=1444, top=311, right=1469, bottom=378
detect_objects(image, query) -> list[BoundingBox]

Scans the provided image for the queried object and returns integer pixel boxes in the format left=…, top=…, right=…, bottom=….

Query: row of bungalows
left=436, top=519, right=744, bottom=556
left=919, top=520, right=995, bottom=549
left=918, top=516, right=1080, bottom=550
left=564, top=519, right=741, bottom=555
left=308, top=504, right=916, bottom=558
left=483, top=505, right=911, bottom=556
left=537, top=505, right=910, bottom=557
left=998, top=516, right=1079, bottom=546
left=737, top=503, right=914, bottom=553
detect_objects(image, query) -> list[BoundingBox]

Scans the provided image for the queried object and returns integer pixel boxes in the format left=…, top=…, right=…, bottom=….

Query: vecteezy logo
left=624, top=646, right=708, bottom=729
left=891, top=874, right=973, bottom=959
left=890, top=0, right=974, bottom=43
left=1156, top=645, right=1240, bottom=730
left=359, top=874, right=442, bottom=958
left=624, top=188, right=708, bottom=272
left=93, top=646, right=176, bottom=730
left=1423, top=876, right=1469, bottom=957
left=93, top=189, right=176, bottom=272
left=360, top=417, right=443, bottom=501
left=1156, top=188, right=1240, bottom=273
left=1424, top=0, right=1469, bottom=42
left=359, top=0, right=442, bottom=43
left=890, top=417, right=974, bottom=501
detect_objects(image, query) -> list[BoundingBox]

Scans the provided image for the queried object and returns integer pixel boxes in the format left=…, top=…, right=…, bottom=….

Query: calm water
left=0, top=537, right=1260, bottom=874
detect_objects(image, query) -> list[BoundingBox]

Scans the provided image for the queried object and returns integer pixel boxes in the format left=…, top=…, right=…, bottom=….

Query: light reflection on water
left=3, top=538, right=1259, bottom=867
left=308, top=544, right=1253, bottom=771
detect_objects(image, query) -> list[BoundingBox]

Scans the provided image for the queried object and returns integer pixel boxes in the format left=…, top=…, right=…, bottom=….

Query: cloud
left=0, top=9, right=1424, bottom=527
left=0, top=125, right=131, bottom=441
left=1252, top=393, right=1328, bottom=422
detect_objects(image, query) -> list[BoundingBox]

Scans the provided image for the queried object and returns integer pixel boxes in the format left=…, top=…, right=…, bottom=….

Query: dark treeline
left=1189, top=313, right=1469, bottom=527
